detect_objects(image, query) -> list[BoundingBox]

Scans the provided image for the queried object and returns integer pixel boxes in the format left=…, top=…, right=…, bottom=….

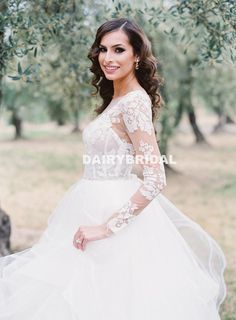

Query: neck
left=113, top=73, right=140, bottom=97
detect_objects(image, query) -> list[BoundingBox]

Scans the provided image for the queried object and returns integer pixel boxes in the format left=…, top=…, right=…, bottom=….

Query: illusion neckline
left=91, top=89, right=149, bottom=123
left=111, top=89, right=147, bottom=101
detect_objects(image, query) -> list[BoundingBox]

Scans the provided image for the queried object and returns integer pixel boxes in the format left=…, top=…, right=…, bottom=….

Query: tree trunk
left=71, top=106, right=82, bottom=133
left=71, top=124, right=82, bottom=133
left=226, top=115, right=235, bottom=124
left=11, top=111, right=23, bottom=139
left=188, top=107, right=207, bottom=143
left=0, top=1, right=7, bottom=108
left=57, top=118, right=66, bottom=126
left=213, top=114, right=225, bottom=133
left=0, top=206, right=11, bottom=256
left=185, top=59, right=207, bottom=144
left=174, top=102, right=184, bottom=128
left=213, top=111, right=235, bottom=133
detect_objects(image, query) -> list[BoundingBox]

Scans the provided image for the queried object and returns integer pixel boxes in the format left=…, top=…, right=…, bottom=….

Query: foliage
left=165, top=0, right=236, bottom=64
left=0, top=0, right=235, bottom=143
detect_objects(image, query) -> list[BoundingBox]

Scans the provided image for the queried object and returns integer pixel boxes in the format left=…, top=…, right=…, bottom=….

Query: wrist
left=102, top=223, right=114, bottom=237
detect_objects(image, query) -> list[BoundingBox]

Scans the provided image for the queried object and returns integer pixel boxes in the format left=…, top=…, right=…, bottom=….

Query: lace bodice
left=82, top=90, right=167, bottom=234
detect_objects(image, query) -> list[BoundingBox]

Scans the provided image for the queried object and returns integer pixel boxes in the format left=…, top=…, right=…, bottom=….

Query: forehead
left=100, top=29, right=130, bottom=47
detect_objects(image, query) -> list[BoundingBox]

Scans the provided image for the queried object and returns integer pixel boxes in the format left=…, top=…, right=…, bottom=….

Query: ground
left=0, top=110, right=235, bottom=319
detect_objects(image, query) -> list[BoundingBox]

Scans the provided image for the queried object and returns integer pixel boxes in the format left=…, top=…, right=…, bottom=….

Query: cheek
left=119, top=58, right=134, bottom=70
left=98, top=54, right=102, bottom=65
left=119, top=53, right=135, bottom=67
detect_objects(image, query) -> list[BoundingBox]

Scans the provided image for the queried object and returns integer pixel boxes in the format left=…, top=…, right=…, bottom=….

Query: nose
left=104, top=50, right=114, bottom=63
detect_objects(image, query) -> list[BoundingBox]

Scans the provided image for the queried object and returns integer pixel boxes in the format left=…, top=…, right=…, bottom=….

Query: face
left=98, top=29, right=139, bottom=81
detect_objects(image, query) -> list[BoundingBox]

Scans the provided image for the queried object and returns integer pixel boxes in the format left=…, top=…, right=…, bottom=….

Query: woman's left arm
left=104, top=94, right=167, bottom=235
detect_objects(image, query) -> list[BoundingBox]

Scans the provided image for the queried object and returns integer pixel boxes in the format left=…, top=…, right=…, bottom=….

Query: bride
left=0, top=18, right=227, bottom=320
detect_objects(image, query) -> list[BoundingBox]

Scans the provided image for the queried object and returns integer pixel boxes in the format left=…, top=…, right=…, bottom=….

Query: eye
left=98, top=47, right=125, bottom=53
left=98, top=47, right=106, bottom=52
left=115, top=47, right=125, bottom=53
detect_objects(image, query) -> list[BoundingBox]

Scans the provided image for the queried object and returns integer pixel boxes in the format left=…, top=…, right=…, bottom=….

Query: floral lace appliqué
left=104, top=92, right=167, bottom=234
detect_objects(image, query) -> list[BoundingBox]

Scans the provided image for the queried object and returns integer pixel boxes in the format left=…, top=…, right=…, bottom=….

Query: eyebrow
left=99, top=44, right=125, bottom=48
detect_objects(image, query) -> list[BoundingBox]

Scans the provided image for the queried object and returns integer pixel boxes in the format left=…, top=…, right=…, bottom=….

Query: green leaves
left=1, top=0, right=236, bottom=135
left=166, top=0, right=236, bottom=64
left=8, top=63, right=39, bottom=83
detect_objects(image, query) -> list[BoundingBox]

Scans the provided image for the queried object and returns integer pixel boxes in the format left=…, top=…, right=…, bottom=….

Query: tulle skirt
left=0, top=174, right=227, bottom=320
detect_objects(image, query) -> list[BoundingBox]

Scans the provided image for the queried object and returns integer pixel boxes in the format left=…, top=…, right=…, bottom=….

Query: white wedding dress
left=0, top=90, right=227, bottom=320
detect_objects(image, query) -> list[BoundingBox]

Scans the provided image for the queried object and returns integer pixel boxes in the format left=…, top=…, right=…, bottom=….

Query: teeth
left=105, top=66, right=119, bottom=70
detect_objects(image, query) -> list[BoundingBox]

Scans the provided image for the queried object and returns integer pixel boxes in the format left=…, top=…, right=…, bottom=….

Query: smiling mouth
left=104, top=66, right=120, bottom=71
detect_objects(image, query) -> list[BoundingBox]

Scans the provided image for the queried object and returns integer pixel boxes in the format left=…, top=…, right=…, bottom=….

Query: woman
left=0, top=18, right=226, bottom=320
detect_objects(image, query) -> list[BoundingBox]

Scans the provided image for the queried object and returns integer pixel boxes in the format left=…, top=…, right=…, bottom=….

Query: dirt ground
left=0, top=111, right=235, bottom=319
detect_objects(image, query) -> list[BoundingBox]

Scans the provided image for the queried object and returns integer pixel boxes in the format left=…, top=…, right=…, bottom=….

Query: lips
left=104, top=65, right=120, bottom=71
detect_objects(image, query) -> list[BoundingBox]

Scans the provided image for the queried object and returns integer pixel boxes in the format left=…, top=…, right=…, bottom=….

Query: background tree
left=0, top=0, right=235, bottom=152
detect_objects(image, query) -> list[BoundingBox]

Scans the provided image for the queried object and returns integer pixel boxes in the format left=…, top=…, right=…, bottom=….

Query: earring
left=135, top=59, right=139, bottom=70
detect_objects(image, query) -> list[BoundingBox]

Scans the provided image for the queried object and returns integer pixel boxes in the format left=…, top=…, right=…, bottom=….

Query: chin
left=104, top=75, right=120, bottom=81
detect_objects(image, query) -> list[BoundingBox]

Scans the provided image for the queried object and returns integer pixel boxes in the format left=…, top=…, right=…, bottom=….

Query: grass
left=216, top=175, right=236, bottom=197
left=0, top=118, right=235, bottom=319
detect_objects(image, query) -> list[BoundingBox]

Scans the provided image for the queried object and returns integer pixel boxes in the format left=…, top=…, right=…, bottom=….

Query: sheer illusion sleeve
left=105, top=94, right=167, bottom=234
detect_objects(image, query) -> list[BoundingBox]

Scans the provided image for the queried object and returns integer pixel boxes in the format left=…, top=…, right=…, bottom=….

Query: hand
left=73, top=224, right=113, bottom=251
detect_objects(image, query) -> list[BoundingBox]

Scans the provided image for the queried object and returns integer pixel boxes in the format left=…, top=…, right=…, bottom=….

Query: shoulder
left=120, top=90, right=152, bottom=116
left=121, top=89, right=151, bottom=104
left=120, top=91, right=153, bottom=134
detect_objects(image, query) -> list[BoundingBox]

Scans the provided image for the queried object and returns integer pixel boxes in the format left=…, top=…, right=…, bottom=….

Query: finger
left=73, top=239, right=79, bottom=248
left=73, top=234, right=78, bottom=245
left=73, top=234, right=80, bottom=245
left=78, top=237, right=85, bottom=250
left=81, top=238, right=88, bottom=251
left=75, top=241, right=81, bottom=250
left=77, top=243, right=82, bottom=250
left=75, top=231, right=81, bottom=240
left=80, top=238, right=85, bottom=251
left=73, top=236, right=82, bottom=249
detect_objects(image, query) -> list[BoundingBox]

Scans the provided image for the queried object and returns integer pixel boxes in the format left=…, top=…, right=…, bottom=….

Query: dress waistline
left=81, top=173, right=139, bottom=181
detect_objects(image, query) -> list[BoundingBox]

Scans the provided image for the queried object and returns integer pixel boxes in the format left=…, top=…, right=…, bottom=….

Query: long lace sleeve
left=105, top=94, right=167, bottom=234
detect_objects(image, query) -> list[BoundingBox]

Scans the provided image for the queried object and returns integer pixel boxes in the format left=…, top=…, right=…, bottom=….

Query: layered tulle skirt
left=0, top=174, right=227, bottom=319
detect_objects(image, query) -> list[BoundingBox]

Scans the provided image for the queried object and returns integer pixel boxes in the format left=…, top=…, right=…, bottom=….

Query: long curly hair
left=87, top=18, right=164, bottom=123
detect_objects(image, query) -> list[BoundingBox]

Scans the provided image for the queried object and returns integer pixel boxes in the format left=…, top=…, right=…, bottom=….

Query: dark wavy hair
left=87, top=18, right=164, bottom=123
